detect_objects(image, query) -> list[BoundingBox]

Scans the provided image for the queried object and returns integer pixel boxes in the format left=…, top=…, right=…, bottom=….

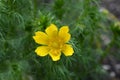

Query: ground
left=101, top=0, right=120, bottom=80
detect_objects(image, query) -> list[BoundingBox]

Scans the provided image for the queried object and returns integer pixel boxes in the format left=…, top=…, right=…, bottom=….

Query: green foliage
left=0, top=0, right=120, bottom=80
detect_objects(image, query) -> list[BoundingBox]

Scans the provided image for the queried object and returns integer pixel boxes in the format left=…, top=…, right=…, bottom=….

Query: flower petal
left=62, top=44, right=74, bottom=56
left=59, top=32, right=71, bottom=43
left=59, top=26, right=71, bottom=43
left=45, top=24, right=58, bottom=37
left=33, top=31, right=48, bottom=45
left=59, top=26, right=69, bottom=33
left=35, top=46, right=50, bottom=56
left=49, top=50, right=61, bottom=61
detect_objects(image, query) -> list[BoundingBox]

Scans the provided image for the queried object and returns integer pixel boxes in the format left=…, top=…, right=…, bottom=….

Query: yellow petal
left=59, top=26, right=69, bottom=33
left=59, top=32, right=71, bottom=43
left=35, top=46, right=50, bottom=56
left=45, top=24, right=58, bottom=37
left=33, top=31, right=48, bottom=45
left=49, top=50, right=61, bottom=61
left=59, top=26, right=71, bottom=43
left=62, top=44, right=74, bottom=56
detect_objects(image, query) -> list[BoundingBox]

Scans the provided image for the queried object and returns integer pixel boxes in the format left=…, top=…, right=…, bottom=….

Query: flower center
left=49, top=41, right=60, bottom=49
left=48, top=39, right=63, bottom=50
left=52, top=42, right=59, bottom=48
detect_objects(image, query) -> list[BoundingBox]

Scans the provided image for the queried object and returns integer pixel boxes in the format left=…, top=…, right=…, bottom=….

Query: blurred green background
left=0, top=0, right=120, bottom=80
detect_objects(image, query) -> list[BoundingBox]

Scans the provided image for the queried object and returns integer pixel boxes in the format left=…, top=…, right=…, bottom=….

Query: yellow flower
left=33, top=24, right=74, bottom=61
